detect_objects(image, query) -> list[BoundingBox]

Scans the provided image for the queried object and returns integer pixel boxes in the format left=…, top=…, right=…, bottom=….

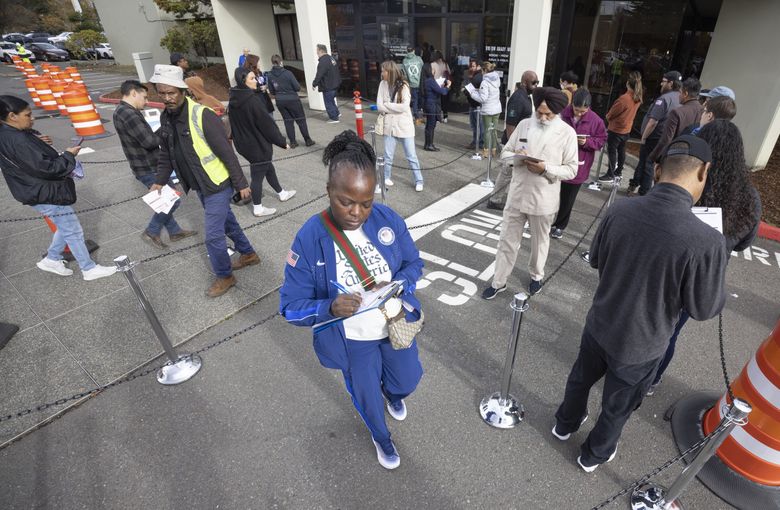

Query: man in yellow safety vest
left=149, top=64, right=260, bottom=298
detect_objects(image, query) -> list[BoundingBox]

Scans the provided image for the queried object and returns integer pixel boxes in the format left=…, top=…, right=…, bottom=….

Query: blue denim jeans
left=383, top=135, right=423, bottom=185
left=196, top=187, right=254, bottom=278
left=469, top=107, right=485, bottom=149
left=32, top=204, right=96, bottom=271
left=322, top=89, right=340, bottom=120
left=410, top=88, right=421, bottom=118
left=136, top=173, right=182, bottom=237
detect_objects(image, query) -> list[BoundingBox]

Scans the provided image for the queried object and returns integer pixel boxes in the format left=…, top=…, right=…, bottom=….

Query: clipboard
left=313, top=280, right=404, bottom=333
left=691, top=207, right=723, bottom=234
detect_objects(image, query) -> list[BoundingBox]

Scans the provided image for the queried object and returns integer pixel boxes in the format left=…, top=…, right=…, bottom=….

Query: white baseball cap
left=148, top=64, right=188, bottom=89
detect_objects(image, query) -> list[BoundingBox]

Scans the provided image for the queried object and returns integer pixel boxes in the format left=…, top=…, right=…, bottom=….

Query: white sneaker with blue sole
left=373, top=439, right=400, bottom=470
left=386, top=399, right=407, bottom=421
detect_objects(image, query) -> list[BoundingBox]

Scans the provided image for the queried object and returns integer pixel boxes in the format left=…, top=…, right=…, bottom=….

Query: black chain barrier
left=0, top=193, right=146, bottom=223
left=719, top=313, right=735, bottom=402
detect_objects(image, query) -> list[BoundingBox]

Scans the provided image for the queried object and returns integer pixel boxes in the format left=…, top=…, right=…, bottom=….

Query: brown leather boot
left=231, top=252, right=260, bottom=270
left=168, top=229, right=197, bottom=242
left=206, top=274, right=236, bottom=298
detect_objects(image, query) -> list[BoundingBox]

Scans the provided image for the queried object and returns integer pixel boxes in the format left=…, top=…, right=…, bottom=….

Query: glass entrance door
left=448, top=19, right=481, bottom=112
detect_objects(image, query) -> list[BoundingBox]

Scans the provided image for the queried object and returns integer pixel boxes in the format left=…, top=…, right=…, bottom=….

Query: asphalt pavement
left=1, top=64, right=779, bottom=509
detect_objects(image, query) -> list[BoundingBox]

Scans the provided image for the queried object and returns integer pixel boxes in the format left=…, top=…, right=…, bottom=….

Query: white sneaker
left=82, top=264, right=116, bottom=281
left=577, top=445, right=618, bottom=473
left=326, top=119, right=340, bottom=124
left=372, top=439, right=400, bottom=470
left=253, top=204, right=276, bottom=217
left=36, top=257, right=73, bottom=276
left=374, top=184, right=382, bottom=194
left=278, top=189, right=297, bottom=202
left=384, top=178, right=394, bottom=187
left=386, top=399, right=407, bottom=421
left=415, top=182, right=424, bottom=192
left=552, top=414, right=589, bottom=441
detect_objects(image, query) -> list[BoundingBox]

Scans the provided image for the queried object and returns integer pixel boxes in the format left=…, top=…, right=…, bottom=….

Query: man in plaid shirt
left=113, top=80, right=196, bottom=248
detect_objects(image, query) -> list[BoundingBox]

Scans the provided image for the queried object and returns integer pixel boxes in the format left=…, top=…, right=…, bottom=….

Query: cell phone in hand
left=232, top=191, right=242, bottom=203
left=76, top=137, right=84, bottom=146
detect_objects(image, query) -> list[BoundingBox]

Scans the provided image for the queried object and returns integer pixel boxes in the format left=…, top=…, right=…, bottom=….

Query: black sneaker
left=646, top=380, right=661, bottom=396
left=627, top=183, right=638, bottom=195
left=305, top=139, right=316, bottom=147
left=289, top=142, right=299, bottom=149
left=486, top=201, right=504, bottom=211
left=481, top=284, right=507, bottom=300
left=550, top=227, right=563, bottom=239
left=597, top=173, right=614, bottom=183
left=529, top=279, right=543, bottom=296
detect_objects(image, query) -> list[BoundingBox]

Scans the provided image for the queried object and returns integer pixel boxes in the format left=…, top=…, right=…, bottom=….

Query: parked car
left=53, top=41, right=85, bottom=60
left=94, top=43, right=113, bottom=59
left=28, top=42, right=69, bottom=62
left=2, top=33, right=28, bottom=45
left=0, top=41, right=36, bottom=63
left=24, top=32, right=52, bottom=41
left=49, top=32, right=73, bottom=44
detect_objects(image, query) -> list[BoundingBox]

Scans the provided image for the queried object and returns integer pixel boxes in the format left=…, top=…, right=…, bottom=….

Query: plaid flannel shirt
left=113, top=101, right=160, bottom=177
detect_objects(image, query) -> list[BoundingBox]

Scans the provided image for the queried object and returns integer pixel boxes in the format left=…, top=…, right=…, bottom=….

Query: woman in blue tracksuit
left=279, top=130, right=424, bottom=470
left=421, top=62, right=450, bottom=151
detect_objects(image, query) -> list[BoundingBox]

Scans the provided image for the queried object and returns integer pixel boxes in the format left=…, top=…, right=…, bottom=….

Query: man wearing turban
left=482, top=87, right=578, bottom=300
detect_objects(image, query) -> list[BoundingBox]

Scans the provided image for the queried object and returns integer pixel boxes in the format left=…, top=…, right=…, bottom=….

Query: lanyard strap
left=319, top=209, right=375, bottom=290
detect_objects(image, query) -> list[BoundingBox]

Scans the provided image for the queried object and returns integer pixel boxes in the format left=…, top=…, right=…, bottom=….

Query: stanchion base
left=669, top=391, right=780, bottom=509
left=480, top=180, right=495, bottom=189
left=471, top=154, right=483, bottom=161
left=630, top=484, right=684, bottom=510
left=587, top=181, right=602, bottom=191
left=157, top=354, right=202, bottom=385
left=0, top=322, right=19, bottom=351
left=581, top=251, right=590, bottom=263
left=479, top=392, right=524, bottom=429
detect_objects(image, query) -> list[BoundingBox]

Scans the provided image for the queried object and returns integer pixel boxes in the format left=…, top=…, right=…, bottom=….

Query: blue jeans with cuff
left=32, top=204, right=96, bottom=271
left=383, top=135, right=423, bottom=185
left=136, top=173, right=182, bottom=237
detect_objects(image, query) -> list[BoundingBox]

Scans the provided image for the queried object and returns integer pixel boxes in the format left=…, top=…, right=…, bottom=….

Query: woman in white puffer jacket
left=467, top=61, right=502, bottom=157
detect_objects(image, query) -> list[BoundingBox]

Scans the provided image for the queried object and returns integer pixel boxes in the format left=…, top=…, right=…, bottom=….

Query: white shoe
left=36, top=257, right=73, bottom=276
left=278, top=189, right=296, bottom=202
left=577, top=445, right=618, bottom=473
left=386, top=399, right=407, bottom=421
left=372, top=439, right=400, bottom=470
left=82, top=264, right=116, bottom=281
left=384, top=178, right=394, bottom=187
left=415, top=182, right=424, bottom=192
left=253, top=204, right=276, bottom=217
left=374, top=184, right=382, bottom=194
left=552, top=414, right=589, bottom=441
left=326, top=119, right=340, bottom=124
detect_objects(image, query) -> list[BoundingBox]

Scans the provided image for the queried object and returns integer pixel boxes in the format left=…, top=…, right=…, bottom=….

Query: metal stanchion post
left=630, top=398, right=752, bottom=510
left=481, top=119, right=495, bottom=188
left=114, top=256, right=202, bottom=385
left=375, top=155, right=386, bottom=205
left=588, top=148, right=606, bottom=191
left=471, top=106, right=483, bottom=160
left=369, top=125, right=376, bottom=153
left=581, top=174, right=622, bottom=263
left=479, top=292, right=529, bottom=428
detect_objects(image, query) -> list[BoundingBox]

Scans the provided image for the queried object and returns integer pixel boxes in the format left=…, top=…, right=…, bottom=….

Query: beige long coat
left=500, top=116, right=579, bottom=216
left=376, top=81, right=415, bottom=139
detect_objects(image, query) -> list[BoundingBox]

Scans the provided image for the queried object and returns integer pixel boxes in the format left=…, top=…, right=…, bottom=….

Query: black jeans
left=555, top=329, right=662, bottom=465
left=249, top=162, right=282, bottom=205
left=553, top=182, right=581, bottom=231
left=606, top=131, right=629, bottom=176
left=276, top=98, right=311, bottom=144
left=630, top=137, right=659, bottom=194
left=424, top=106, right=438, bottom=139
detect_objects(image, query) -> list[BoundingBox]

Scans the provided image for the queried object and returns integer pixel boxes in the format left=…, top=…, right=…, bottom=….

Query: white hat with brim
left=148, top=64, right=188, bottom=89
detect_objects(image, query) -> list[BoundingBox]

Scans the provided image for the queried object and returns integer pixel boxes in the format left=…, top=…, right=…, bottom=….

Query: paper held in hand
left=692, top=207, right=723, bottom=234
left=142, top=185, right=180, bottom=214
left=312, top=280, right=405, bottom=332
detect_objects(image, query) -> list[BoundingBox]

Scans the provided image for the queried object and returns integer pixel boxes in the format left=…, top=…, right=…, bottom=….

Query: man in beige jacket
left=482, top=87, right=577, bottom=299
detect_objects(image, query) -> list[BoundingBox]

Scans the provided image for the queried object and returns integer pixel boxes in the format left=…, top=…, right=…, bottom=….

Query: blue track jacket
left=280, top=204, right=424, bottom=371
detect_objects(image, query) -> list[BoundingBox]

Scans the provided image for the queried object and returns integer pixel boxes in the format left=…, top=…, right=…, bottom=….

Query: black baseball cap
left=663, top=135, right=712, bottom=164
left=663, top=71, right=682, bottom=82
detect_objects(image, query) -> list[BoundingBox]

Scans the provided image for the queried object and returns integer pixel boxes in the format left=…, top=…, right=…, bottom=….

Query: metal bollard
left=114, top=256, right=202, bottom=385
left=481, top=119, right=495, bottom=189
left=479, top=292, right=529, bottom=428
left=375, top=155, right=386, bottom=205
left=369, top=125, right=376, bottom=153
left=630, top=398, right=752, bottom=510
left=587, top=147, right=607, bottom=191
left=471, top=106, right=483, bottom=160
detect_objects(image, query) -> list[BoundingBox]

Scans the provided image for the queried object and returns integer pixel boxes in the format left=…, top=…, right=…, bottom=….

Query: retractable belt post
left=471, top=106, right=483, bottom=160
left=114, top=255, right=202, bottom=385
left=588, top=147, right=607, bottom=191
left=481, top=118, right=495, bottom=189
left=630, top=398, right=752, bottom=510
left=375, top=155, right=386, bottom=205
left=479, top=292, right=529, bottom=428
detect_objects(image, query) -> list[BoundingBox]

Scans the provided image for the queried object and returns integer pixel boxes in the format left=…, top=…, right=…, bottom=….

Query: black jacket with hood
left=228, top=87, right=287, bottom=164
left=268, top=65, right=302, bottom=102
left=312, top=54, right=341, bottom=92
left=0, top=123, right=77, bottom=205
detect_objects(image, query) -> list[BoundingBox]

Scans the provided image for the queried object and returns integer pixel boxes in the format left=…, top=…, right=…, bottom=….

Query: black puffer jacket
left=228, top=87, right=287, bottom=164
left=0, top=124, right=77, bottom=205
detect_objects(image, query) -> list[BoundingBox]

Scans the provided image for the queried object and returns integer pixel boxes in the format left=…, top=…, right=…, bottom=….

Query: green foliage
left=153, top=0, right=212, bottom=20
left=0, top=0, right=101, bottom=34
left=69, top=10, right=103, bottom=33
left=66, top=29, right=106, bottom=61
left=159, top=19, right=219, bottom=67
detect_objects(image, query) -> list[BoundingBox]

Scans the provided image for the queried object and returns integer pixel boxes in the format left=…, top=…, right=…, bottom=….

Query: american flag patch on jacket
left=286, top=249, right=299, bottom=267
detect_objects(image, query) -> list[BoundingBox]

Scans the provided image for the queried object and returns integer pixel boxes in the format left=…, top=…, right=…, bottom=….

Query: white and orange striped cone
left=670, top=316, right=780, bottom=509
left=62, top=84, right=113, bottom=140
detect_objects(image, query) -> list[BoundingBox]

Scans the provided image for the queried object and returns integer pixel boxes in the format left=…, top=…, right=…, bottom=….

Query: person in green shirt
left=402, top=46, right=423, bottom=120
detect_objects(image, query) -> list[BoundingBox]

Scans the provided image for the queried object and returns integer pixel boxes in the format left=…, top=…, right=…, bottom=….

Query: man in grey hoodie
left=402, top=46, right=423, bottom=120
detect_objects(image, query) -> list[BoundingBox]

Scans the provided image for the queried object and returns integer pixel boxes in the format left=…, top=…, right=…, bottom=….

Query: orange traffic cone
left=670, top=317, right=780, bottom=508
left=42, top=215, right=99, bottom=262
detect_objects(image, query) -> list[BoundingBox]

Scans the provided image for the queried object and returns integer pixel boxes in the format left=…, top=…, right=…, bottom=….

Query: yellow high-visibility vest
left=186, top=97, right=229, bottom=186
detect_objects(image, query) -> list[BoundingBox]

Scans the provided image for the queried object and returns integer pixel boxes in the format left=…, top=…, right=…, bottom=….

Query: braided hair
left=322, top=130, right=376, bottom=183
